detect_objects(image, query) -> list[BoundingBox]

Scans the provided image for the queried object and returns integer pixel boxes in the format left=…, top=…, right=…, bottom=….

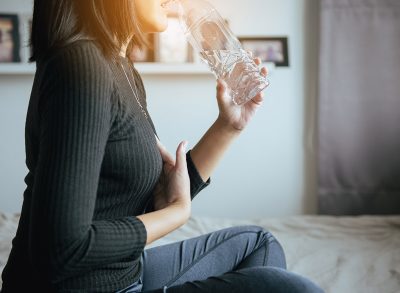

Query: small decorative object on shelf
left=0, top=14, right=21, bottom=63
left=238, top=37, right=289, bottom=67
left=156, top=17, right=190, bottom=63
left=20, top=14, right=33, bottom=63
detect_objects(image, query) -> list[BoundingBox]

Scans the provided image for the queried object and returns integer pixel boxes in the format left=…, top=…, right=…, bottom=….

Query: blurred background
left=1, top=0, right=399, bottom=219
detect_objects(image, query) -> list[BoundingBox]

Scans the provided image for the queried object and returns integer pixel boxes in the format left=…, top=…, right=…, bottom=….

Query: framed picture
left=238, top=37, right=289, bottom=67
left=0, top=14, right=21, bottom=63
left=155, top=17, right=190, bottom=63
left=127, top=34, right=155, bottom=63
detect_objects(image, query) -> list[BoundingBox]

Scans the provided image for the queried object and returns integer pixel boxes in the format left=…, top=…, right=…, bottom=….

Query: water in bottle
left=163, top=0, right=269, bottom=105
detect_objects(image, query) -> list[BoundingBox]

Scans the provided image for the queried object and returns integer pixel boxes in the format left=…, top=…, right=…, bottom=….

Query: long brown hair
left=30, top=0, right=147, bottom=62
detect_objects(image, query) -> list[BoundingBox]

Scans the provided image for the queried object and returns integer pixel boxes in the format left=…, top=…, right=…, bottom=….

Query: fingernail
left=182, top=141, right=188, bottom=151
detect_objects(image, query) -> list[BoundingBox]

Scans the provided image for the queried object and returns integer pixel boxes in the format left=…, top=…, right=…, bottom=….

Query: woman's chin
left=157, top=21, right=169, bottom=32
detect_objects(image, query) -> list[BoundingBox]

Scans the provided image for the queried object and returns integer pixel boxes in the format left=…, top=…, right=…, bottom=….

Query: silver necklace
left=120, top=62, right=148, bottom=119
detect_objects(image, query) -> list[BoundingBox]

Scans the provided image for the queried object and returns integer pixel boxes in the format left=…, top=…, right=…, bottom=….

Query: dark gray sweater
left=1, top=40, right=210, bottom=292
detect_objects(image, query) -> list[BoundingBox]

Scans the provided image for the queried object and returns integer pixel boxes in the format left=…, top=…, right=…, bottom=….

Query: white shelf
left=136, top=62, right=275, bottom=75
left=0, top=62, right=275, bottom=75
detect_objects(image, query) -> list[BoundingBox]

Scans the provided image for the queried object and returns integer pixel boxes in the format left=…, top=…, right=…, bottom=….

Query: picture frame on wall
left=238, top=37, right=289, bottom=67
left=127, top=34, right=156, bottom=63
left=0, top=14, right=21, bottom=63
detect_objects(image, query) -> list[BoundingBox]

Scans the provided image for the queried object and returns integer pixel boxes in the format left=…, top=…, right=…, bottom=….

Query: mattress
left=1, top=213, right=399, bottom=293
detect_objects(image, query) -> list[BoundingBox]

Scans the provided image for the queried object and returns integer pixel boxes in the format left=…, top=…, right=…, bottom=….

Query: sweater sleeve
left=186, top=150, right=211, bottom=200
left=29, top=45, right=147, bottom=284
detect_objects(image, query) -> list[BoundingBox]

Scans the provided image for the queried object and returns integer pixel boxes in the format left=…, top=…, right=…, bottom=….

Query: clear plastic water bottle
left=163, top=0, right=269, bottom=105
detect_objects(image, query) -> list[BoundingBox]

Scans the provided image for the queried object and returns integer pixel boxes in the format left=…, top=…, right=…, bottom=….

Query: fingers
left=248, top=50, right=263, bottom=66
left=251, top=92, right=264, bottom=105
left=175, top=141, right=188, bottom=172
left=156, top=138, right=175, bottom=165
left=216, top=79, right=227, bottom=95
left=250, top=55, right=268, bottom=76
left=261, top=66, right=268, bottom=77
left=155, top=135, right=190, bottom=171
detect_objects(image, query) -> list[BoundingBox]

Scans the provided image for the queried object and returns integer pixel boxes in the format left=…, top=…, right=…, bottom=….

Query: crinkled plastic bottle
left=163, top=0, right=269, bottom=105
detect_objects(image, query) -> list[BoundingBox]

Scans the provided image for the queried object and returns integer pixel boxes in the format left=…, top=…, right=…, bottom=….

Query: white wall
left=0, top=0, right=319, bottom=219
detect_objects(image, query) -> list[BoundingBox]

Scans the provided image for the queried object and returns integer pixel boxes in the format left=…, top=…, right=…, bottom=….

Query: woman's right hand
left=137, top=139, right=191, bottom=245
left=152, top=138, right=191, bottom=219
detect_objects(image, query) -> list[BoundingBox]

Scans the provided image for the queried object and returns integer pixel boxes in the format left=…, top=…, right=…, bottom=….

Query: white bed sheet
left=1, top=213, right=399, bottom=293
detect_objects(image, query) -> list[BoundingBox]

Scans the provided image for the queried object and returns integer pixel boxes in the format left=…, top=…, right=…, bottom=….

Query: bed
left=1, top=212, right=399, bottom=293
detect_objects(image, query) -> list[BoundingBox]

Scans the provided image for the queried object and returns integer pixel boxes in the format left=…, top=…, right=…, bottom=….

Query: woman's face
left=134, top=0, right=170, bottom=33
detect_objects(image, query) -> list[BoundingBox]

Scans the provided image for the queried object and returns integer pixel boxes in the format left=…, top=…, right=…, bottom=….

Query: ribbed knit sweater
left=1, top=40, right=210, bottom=293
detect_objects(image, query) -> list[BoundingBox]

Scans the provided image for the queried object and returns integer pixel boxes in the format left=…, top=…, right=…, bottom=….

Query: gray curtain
left=318, top=0, right=400, bottom=215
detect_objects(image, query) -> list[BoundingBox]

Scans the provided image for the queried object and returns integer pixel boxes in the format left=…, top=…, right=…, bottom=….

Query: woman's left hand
left=216, top=56, right=268, bottom=132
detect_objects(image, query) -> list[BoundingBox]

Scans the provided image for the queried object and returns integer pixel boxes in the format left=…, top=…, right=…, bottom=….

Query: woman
left=1, top=0, right=323, bottom=292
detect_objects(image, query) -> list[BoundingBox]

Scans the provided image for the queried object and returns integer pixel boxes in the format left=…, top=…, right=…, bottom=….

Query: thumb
left=216, top=79, right=229, bottom=103
left=156, top=138, right=175, bottom=165
left=175, top=140, right=188, bottom=172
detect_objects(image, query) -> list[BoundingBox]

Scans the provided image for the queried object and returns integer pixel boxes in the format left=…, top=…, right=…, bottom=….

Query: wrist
left=168, top=201, right=191, bottom=223
left=215, top=116, right=243, bottom=136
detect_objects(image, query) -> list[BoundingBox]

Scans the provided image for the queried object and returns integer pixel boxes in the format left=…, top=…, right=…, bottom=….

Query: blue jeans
left=117, top=225, right=324, bottom=293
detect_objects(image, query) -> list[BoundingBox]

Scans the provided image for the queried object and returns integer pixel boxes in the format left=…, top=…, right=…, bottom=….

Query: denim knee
left=233, top=225, right=287, bottom=269
left=265, top=237, right=286, bottom=268
left=237, top=266, right=324, bottom=293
